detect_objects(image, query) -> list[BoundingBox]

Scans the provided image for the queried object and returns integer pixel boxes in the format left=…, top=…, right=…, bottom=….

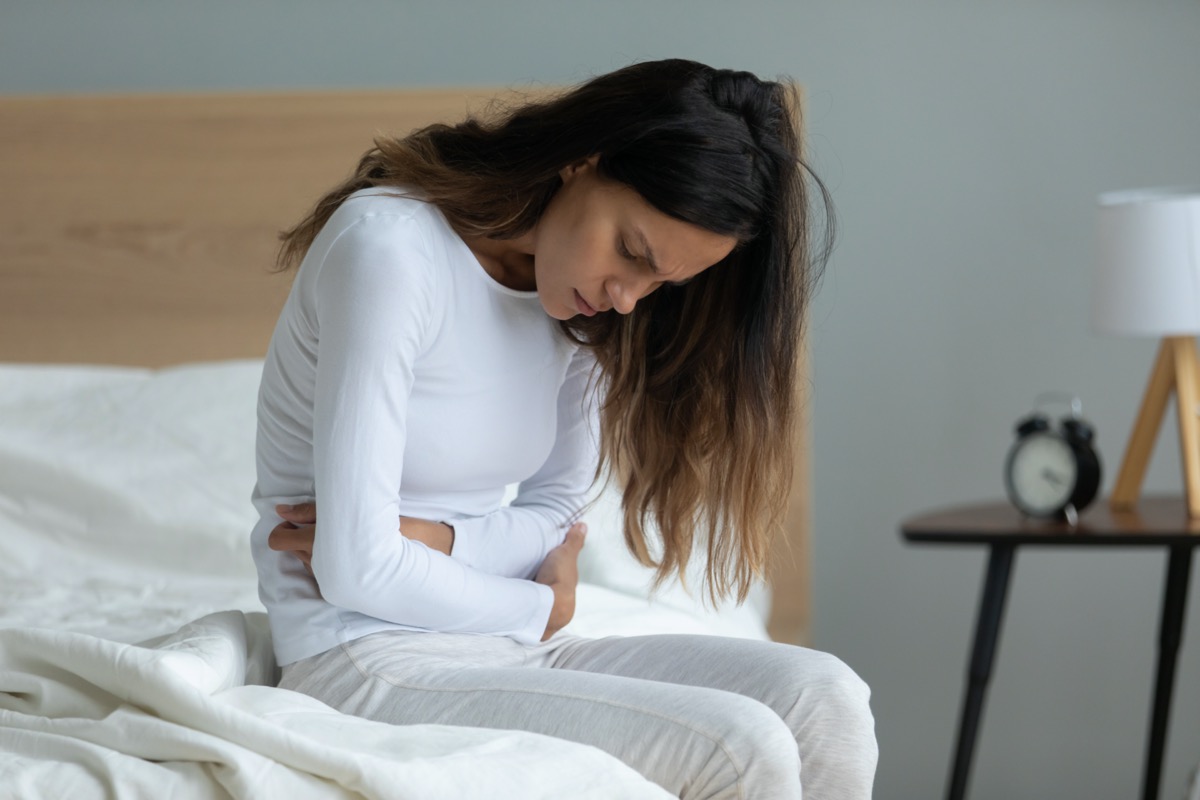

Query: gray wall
left=5, top=1, right=1199, bottom=797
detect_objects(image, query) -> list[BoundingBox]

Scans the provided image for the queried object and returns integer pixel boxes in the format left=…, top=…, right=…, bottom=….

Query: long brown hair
left=276, top=59, right=833, bottom=606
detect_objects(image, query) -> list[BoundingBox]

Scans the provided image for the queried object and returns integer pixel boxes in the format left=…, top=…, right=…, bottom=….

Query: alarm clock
left=1004, top=399, right=1102, bottom=523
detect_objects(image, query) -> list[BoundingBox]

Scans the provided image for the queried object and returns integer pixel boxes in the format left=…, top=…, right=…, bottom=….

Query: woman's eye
left=619, top=236, right=693, bottom=287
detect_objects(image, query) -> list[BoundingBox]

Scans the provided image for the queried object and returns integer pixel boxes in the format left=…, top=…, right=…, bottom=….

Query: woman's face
left=532, top=155, right=739, bottom=321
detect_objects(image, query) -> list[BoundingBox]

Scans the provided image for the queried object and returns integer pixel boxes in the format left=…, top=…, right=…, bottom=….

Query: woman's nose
left=606, top=278, right=648, bottom=315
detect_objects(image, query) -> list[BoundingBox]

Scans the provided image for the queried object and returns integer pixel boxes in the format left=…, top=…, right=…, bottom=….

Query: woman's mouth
left=574, top=290, right=598, bottom=317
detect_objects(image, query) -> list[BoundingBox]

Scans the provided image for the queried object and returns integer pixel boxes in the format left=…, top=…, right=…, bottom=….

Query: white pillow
left=0, top=360, right=264, bottom=579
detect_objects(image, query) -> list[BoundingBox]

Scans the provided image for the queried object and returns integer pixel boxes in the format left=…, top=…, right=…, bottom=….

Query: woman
left=254, top=58, right=877, bottom=799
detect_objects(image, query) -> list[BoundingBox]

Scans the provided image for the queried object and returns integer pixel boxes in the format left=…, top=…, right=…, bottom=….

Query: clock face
left=1007, top=432, right=1078, bottom=516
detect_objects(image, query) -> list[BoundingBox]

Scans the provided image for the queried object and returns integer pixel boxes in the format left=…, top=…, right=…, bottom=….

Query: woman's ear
left=559, top=153, right=601, bottom=181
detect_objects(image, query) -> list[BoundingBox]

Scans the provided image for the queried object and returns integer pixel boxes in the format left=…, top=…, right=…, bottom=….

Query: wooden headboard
left=0, top=89, right=512, bottom=366
left=0, top=88, right=810, bottom=645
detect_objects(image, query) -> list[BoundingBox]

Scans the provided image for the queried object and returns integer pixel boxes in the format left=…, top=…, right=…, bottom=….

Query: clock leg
left=1141, top=546, right=1193, bottom=800
left=946, top=543, right=1016, bottom=800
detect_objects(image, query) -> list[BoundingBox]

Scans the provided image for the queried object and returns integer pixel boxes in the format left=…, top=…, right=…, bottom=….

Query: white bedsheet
left=0, top=359, right=768, bottom=797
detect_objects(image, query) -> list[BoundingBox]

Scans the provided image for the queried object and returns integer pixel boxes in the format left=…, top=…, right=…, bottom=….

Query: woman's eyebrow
left=635, top=226, right=697, bottom=286
left=633, top=227, right=660, bottom=273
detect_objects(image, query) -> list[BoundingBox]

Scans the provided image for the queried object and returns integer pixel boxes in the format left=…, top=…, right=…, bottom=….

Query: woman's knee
left=780, top=651, right=878, bottom=798
left=692, top=695, right=801, bottom=800
left=777, top=650, right=876, bottom=742
left=815, top=651, right=872, bottom=711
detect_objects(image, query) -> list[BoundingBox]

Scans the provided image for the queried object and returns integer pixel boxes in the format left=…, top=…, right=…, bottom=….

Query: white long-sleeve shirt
left=249, top=188, right=600, bottom=666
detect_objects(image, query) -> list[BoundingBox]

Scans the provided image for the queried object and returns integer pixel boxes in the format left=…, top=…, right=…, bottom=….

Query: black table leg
left=1141, top=546, right=1193, bottom=800
left=946, top=543, right=1016, bottom=800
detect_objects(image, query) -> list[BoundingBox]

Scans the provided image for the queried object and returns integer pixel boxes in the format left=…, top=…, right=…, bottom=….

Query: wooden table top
left=901, top=496, right=1200, bottom=546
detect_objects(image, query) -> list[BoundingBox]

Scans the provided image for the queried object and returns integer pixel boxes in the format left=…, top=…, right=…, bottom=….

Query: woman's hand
left=269, top=503, right=455, bottom=575
left=534, top=522, right=587, bottom=641
left=399, top=516, right=456, bottom=556
left=268, top=510, right=316, bottom=575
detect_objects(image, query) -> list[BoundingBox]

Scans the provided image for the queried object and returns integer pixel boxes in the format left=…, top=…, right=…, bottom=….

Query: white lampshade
left=1092, top=187, right=1200, bottom=336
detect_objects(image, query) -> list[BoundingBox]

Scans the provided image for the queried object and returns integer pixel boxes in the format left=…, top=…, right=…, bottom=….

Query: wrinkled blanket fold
left=0, top=611, right=671, bottom=799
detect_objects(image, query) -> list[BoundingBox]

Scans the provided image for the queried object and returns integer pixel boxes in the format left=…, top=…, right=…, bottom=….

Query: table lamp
left=1092, top=187, right=1200, bottom=517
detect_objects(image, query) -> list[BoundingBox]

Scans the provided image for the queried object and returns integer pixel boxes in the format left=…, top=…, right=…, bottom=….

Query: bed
left=0, top=88, right=812, bottom=798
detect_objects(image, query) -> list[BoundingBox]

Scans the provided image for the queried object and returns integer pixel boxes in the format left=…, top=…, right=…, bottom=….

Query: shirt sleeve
left=308, top=211, right=554, bottom=645
left=448, top=345, right=602, bottom=580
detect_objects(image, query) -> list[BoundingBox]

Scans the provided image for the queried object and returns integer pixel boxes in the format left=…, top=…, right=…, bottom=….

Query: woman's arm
left=301, top=211, right=555, bottom=644
left=272, top=506, right=453, bottom=561
left=446, top=345, right=602, bottom=580
left=272, top=347, right=599, bottom=580
left=269, top=509, right=586, bottom=641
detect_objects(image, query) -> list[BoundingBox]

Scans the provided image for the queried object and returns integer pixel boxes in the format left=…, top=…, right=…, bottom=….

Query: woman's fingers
left=563, top=522, right=588, bottom=549
left=268, top=518, right=317, bottom=578
left=268, top=522, right=315, bottom=552
left=276, top=502, right=318, bottom=524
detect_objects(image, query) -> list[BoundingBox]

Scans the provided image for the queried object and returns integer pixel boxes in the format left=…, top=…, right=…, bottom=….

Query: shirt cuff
left=511, top=581, right=555, bottom=646
left=446, top=515, right=501, bottom=573
left=445, top=514, right=484, bottom=569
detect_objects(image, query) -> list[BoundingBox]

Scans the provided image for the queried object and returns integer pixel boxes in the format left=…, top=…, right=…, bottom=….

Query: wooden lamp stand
left=1110, top=335, right=1200, bottom=517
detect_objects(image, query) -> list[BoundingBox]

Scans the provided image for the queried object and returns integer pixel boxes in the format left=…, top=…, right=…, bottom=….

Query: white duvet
left=0, top=360, right=768, bottom=798
left=0, top=612, right=670, bottom=799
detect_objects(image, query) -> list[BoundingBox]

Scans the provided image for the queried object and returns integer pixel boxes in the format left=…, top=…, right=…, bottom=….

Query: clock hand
left=1041, top=468, right=1065, bottom=486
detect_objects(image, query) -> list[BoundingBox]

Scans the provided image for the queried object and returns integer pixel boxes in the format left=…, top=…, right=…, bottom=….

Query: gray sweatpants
left=278, top=629, right=877, bottom=799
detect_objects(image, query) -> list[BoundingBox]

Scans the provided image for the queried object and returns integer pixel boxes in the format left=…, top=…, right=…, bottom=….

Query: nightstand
left=901, top=496, right=1199, bottom=800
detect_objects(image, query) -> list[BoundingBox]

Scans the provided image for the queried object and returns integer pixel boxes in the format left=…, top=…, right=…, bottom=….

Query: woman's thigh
left=547, top=634, right=878, bottom=800
left=280, top=631, right=801, bottom=800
